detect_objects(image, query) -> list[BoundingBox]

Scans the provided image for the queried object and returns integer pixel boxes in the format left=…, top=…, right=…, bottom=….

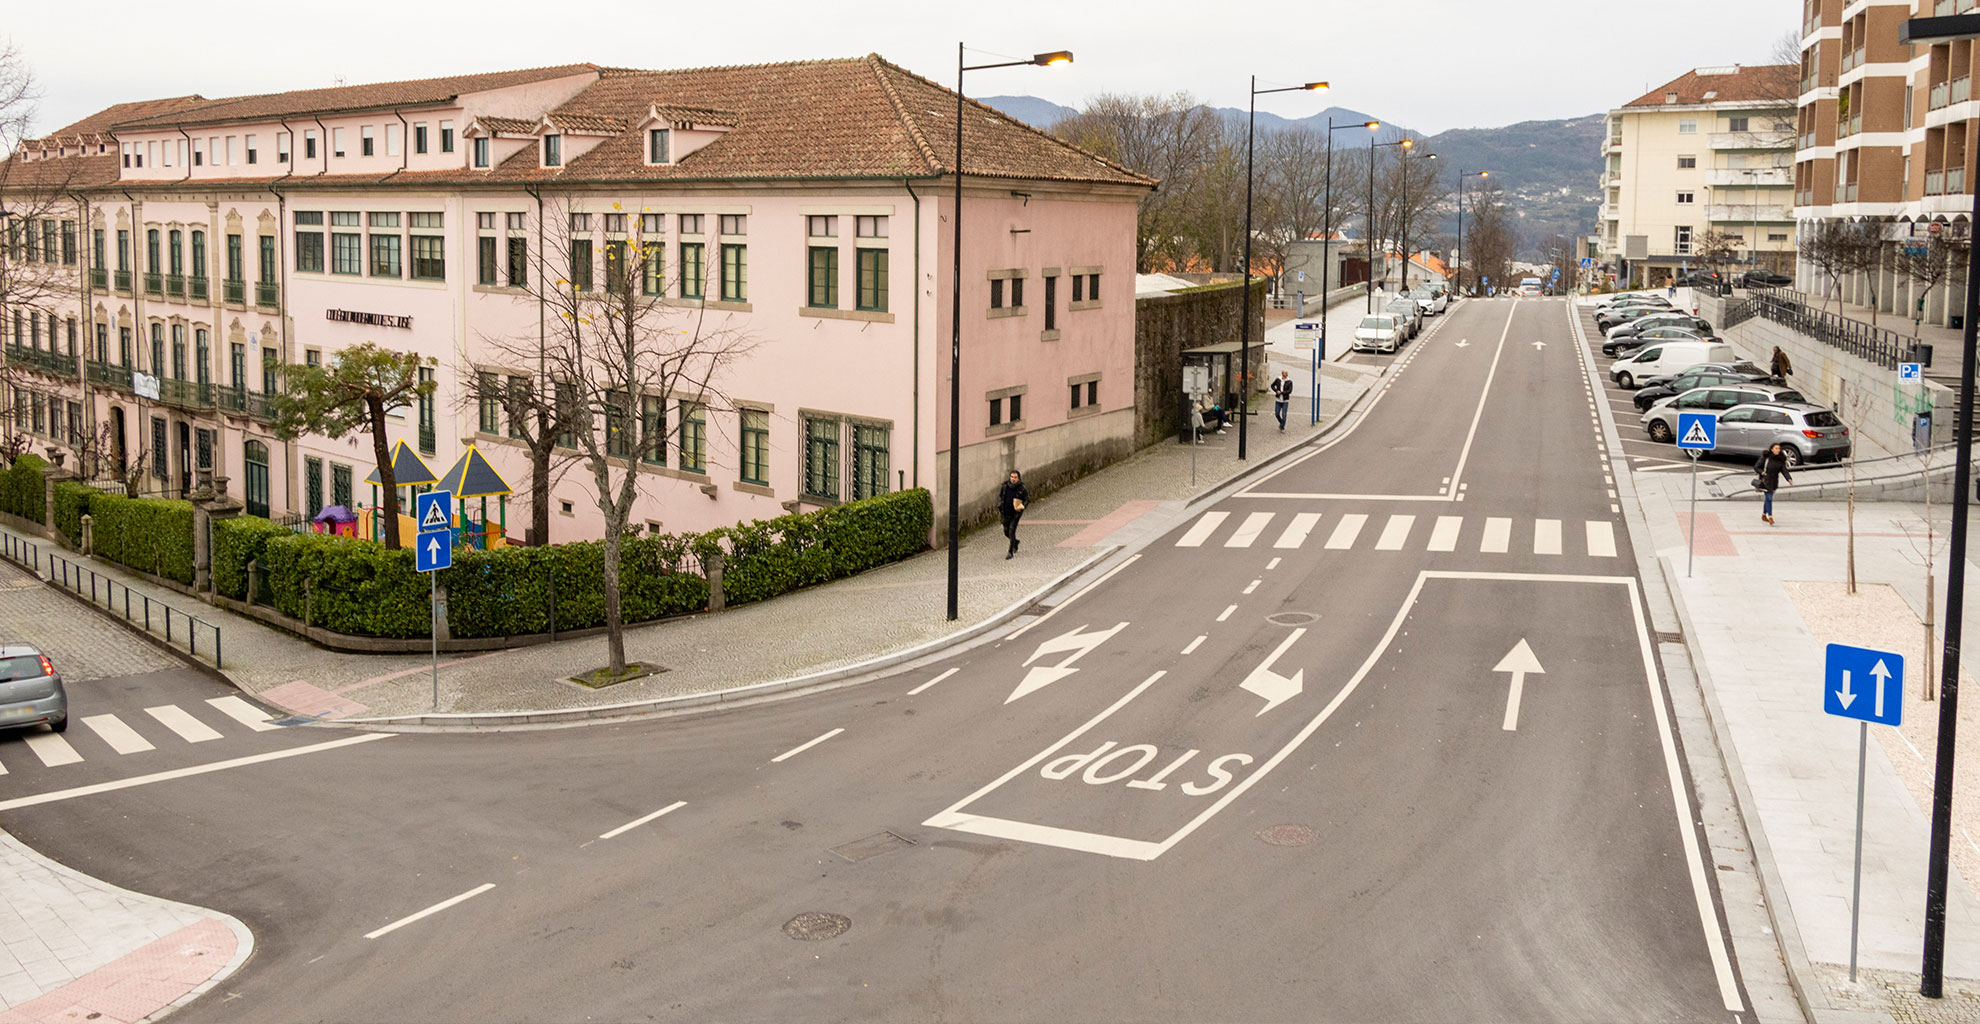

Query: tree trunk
left=369, top=399, right=402, bottom=549
left=528, top=442, right=553, bottom=546
left=601, top=526, right=625, bottom=673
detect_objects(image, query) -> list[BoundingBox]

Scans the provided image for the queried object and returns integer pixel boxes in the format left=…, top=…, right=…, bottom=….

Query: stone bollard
left=245, top=558, right=263, bottom=606
left=434, top=582, right=452, bottom=642
left=79, top=514, right=93, bottom=556
left=705, top=549, right=726, bottom=613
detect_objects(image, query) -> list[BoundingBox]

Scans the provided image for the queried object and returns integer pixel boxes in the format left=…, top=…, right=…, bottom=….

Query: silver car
left=0, top=645, right=67, bottom=733
left=1713, top=402, right=1852, bottom=464
left=1639, top=384, right=1808, bottom=442
left=1384, top=297, right=1423, bottom=338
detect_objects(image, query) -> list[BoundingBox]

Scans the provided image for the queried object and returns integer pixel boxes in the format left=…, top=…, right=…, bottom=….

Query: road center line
left=908, top=668, right=960, bottom=696
left=598, top=800, right=688, bottom=840
left=1007, top=555, right=1140, bottom=640
left=0, top=733, right=393, bottom=810
left=1181, top=636, right=1206, bottom=655
left=1445, top=302, right=1519, bottom=497
left=771, top=728, right=845, bottom=763
left=1243, top=579, right=1260, bottom=594
left=1216, top=604, right=1237, bottom=622
left=364, top=883, right=497, bottom=940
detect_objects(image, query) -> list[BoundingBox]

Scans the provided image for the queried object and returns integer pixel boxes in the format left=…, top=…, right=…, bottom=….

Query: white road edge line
left=1007, top=555, right=1141, bottom=640
left=771, top=727, right=845, bottom=763
left=908, top=668, right=960, bottom=696
left=598, top=800, right=688, bottom=840
left=0, top=733, right=392, bottom=811
left=364, top=883, right=497, bottom=940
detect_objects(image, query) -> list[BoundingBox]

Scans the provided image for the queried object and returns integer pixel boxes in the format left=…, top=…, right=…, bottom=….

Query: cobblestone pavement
left=0, top=560, right=179, bottom=682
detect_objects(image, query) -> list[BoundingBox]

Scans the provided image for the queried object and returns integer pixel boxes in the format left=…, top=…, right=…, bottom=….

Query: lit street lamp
left=1454, top=170, right=1488, bottom=297
left=1234, top=76, right=1328, bottom=460
left=1317, top=118, right=1380, bottom=424
left=1367, top=136, right=1413, bottom=311
left=946, top=44, right=1071, bottom=622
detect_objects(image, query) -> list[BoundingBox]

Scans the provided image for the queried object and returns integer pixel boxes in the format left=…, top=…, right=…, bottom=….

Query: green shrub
left=712, top=488, right=931, bottom=605
left=89, top=493, right=195, bottom=584
left=211, top=516, right=295, bottom=600
left=261, top=533, right=430, bottom=638
left=0, top=455, right=47, bottom=525
left=442, top=533, right=707, bottom=639
left=52, top=481, right=94, bottom=545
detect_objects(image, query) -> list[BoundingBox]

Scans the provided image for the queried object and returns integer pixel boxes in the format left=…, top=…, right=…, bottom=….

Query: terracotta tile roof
left=1623, top=64, right=1797, bottom=108
left=108, top=64, right=600, bottom=129
left=0, top=153, right=121, bottom=190
left=545, top=113, right=625, bottom=134
left=650, top=105, right=741, bottom=128
left=25, top=96, right=210, bottom=148
left=471, top=116, right=537, bottom=136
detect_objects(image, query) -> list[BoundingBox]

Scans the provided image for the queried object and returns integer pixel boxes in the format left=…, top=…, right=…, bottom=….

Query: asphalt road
left=0, top=297, right=1755, bottom=1023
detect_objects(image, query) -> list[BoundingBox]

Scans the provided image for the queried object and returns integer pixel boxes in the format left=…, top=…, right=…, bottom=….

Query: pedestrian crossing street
left=1173, top=510, right=1619, bottom=558
left=0, top=695, right=281, bottom=772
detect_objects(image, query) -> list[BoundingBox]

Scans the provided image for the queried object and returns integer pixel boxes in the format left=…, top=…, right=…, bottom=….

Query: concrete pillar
left=705, top=549, right=726, bottom=613
left=193, top=493, right=244, bottom=595
left=41, top=466, right=71, bottom=538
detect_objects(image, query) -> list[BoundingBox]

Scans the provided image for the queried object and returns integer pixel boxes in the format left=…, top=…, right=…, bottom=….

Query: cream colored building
left=1599, top=65, right=1799, bottom=287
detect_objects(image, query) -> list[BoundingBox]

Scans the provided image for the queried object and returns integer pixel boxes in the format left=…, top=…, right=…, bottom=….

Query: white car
left=1353, top=315, right=1405, bottom=354
left=1410, top=288, right=1449, bottom=315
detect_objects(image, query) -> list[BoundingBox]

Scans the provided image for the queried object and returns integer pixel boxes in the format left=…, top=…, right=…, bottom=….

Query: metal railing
left=1721, top=298, right=1758, bottom=329
left=213, top=384, right=273, bottom=420
left=113, top=269, right=131, bottom=292
left=256, top=281, right=279, bottom=307
left=188, top=276, right=208, bottom=302
left=45, top=552, right=221, bottom=668
left=88, top=267, right=106, bottom=290
left=143, top=271, right=163, bottom=296
left=1748, top=288, right=1910, bottom=369
left=5, top=343, right=78, bottom=378
left=155, top=377, right=213, bottom=410
left=223, top=279, right=245, bottom=304
left=86, top=359, right=133, bottom=391
left=0, top=532, right=39, bottom=574
left=164, top=273, right=184, bottom=298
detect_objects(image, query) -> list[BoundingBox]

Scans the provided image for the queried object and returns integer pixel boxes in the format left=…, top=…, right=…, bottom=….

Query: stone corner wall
left=1133, top=279, right=1266, bottom=449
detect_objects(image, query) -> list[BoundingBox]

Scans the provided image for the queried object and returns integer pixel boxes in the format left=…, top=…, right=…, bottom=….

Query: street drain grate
left=831, top=830, right=915, bottom=862
left=1256, top=824, right=1317, bottom=847
left=784, top=911, right=852, bottom=941
left=1266, top=612, right=1320, bottom=627
left=1655, top=630, right=1685, bottom=644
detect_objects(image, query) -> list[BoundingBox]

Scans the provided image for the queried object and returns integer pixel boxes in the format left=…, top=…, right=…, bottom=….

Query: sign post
left=414, top=490, right=453, bottom=711
left=1182, top=367, right=1211, bottom=486
left=1676, top=412, right=1717, bottom=578
left=1824, top=643, right=1906, bottom=982
left=1293, top=321, right=1323, bottom=426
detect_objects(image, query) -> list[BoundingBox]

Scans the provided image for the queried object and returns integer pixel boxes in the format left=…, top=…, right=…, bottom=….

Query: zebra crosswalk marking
left=1325, top=514, right=1368, bottom=549
left=1176, top=511, right=1228, bottom=548
left=24, top=733, right=81, bottom=767
left=1375, top=515, right=1416, bottom=551
left=1481, top=518, right=1513, bottom=554
left=1534, top=519, right=1563, bottom=556
left=207, top=696, right=278, bottom=732
left=84, top=714, right=154, bottom=755
left=1224, top=512, right=1276, bottom=549
left=1427, top=516, right=1463, bottom=552
left=146, top=705, right=221, bottom=744
left=1274, top=513, right=1322, bottom=549
left=1587, top=521, right=1618, bottom=558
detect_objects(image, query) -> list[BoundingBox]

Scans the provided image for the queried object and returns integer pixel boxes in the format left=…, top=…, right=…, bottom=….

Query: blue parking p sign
left=1676, top=412, right=1716, bottom=451
left=1900, top=362, right=1922, bottom=381
left=1824, top=643, right=1904, bottom=726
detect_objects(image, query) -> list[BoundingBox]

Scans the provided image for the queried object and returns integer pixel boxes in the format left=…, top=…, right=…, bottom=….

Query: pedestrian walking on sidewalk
left=999, top=470, right=1030, bottom=559
left=1754, top=443, right=1793, bottom=525
left=1667, top=277, right=1677, bottom=299
left=1271, top=370, right=1292, bottom=431
left=1769, top=346, right=1793, bottom=385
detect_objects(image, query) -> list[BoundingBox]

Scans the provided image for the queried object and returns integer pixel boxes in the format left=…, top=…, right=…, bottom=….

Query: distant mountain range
left=980, top=95, right=1604, bottom=256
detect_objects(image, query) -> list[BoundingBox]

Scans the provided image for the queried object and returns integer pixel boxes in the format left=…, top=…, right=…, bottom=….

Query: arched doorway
left=244, top=440, right=269, bottom=519
left=108, top=406, right=126, bottom=477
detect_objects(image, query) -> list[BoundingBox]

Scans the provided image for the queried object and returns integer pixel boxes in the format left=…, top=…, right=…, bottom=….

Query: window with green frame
left=720, top=244, right=747, bottom=301
left=305, top=456, right=323, bottom=516
left=332, top=462, right=352, bottom=508
left=678, top=401, right=706, bottom=473
left=331, top=231, right=362, bottom=275
left=568, top=239, right=593, bottom=291
left=857, top=249, right=888, bottom=311
left=605, top=390, right=631, bottom=458
left=370, top=233, right=402, bottom=278
left=506, top=375, right=530, bottom=439
left=640, top=242, right=664, bottom=296
left=679, top=242, right=705, bottom=298
left=554, top=381, right=578, bottom=448
left=477, top=371, right=500, bottom=433
left=807, top=247, right=838, bottom=308
left=740, top=408, right=770, bottom=485
left=477, top=236, right=497, bottom=285
left=410, top=235, right=445, bottom=280
left=506, top=236, right=527, bottom=288
left=802, top=415, right=840, bottom=501
left=604, top=240, right=629, bottom=294
left=851, top=423, right=890, bottom=499
left=640, top=395, right=666, bottom=464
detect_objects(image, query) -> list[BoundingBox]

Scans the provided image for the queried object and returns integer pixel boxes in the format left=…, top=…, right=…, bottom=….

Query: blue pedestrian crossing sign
left=415, top=491, right=452, bottom=532
left=1676, top=412, right=1716, bottom=451
left=415, top=529, right=452, bottom=572
left=1824, top=643, right=1904, bottom=726
left=1900, top=362, right=1922, bottom=381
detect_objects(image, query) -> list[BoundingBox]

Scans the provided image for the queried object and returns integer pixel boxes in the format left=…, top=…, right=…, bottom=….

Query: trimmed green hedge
left=52, top=481, right=93, bottom=545
left=89, top=493, right=195, bottom=584
left=0, top=455, right=46, bottom=525
left=211, top=516, right=294, bottom=601
left=704, top=488, right=932, bottom=606
left=443, top=533, right=708, bottom=639
left=261, top=533, right=430, bottom=638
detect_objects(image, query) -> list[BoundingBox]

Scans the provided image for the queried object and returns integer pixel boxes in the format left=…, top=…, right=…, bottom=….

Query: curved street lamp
left=1367, top=136, right=1412, bottom=311
left=1235, top=77, right=1328, bottom=460
left=946, top=44, right=1071, bottom=621
left=1316, top=119, right=1379, bottom=422
left=1454, top=170, right=1488, bottom=297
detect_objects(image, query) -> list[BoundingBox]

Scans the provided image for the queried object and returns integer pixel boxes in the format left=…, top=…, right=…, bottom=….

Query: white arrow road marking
left=1008, top=622, right=1129, bottom=703
left=1495, top=638, right=1546, bottom=731
left=1836, top=668, right=1857, bottom=710
left=1454, top=339, right=1471, bottom=348
left=1531, top=341, right=1547, bottom=351
left=1872, top=659, right=1893, bottom=717
left=1240, top=628, right=1307, bottom=716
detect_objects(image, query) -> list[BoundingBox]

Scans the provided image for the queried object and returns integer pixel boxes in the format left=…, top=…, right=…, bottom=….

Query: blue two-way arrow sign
left=1824, top=643, right=1904, bottom=726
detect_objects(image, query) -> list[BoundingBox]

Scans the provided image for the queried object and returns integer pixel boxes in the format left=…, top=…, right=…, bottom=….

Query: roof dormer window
left=543, top=134, right=562, bottom=168
left=648, top=128, right=671, bottom=165
left=472, top=136, right=490, bottom=169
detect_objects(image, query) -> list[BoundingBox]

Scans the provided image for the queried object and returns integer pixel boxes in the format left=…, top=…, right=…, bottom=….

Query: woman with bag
left=999, top=470, right=1030, bottom=559
left=1754, top=443, right=1792, bottom=525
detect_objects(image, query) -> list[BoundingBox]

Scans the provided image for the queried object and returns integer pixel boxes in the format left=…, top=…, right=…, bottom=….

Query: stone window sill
left=1040, top=328, right=1061, bottom=342
left=985, top=419, right=1024, bottom=437
left=988, top=306, right=1027, bottom=320
left=800, top=306, right=896, bottom=324
left=733, top=480, right=775, bottom=497
left=1069, top=300, right=1103, bottom=311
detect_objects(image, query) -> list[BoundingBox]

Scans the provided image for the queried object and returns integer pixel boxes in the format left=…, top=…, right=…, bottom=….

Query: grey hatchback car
left=1639, top=383, right=1807, bottom=442
left=1713, top=402, right=1852, bottom=464
left=0, top=645, right=67, bottom=733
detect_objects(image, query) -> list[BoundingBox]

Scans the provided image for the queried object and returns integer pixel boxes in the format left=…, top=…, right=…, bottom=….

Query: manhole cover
left=831, top=830, right=915, bottom=862
left=1266, top=612, right=1319, bottom=627
left=1256, top=824, right=1316, bottom=847
left=784, top=911, right=851, bottom=941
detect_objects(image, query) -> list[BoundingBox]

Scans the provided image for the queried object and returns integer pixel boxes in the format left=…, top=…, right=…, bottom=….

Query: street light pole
left=1455, top=170, right=1487, bottom=297
left=1367, top=136, right=1412, bottom=311
left=1317, top=118, right=1380, bottom=425
left=1237, top=76, right=1328, bottom=461
left=946, top=44, right=1071, bottom=622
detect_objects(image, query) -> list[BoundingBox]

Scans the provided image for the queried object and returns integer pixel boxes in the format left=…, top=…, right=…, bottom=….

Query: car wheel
left=49, top=716, right=66, bottom=734
left=1647, top=420, right=1673, bottom=443
left=1782, top=445, right=1804, bottom=467
left=1617, top=372, right=1635, bottom=389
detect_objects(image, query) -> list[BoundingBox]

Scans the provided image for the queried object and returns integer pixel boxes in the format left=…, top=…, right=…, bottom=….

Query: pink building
left=0, top=58, right=1150, bottom=543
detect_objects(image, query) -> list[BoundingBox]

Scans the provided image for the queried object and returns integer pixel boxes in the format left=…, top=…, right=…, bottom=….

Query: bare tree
left=1462, top=178, right=1517, bottom=294
left=1800, top=218, right=1876, bottom=314
left=1695, top=229, right=1743, bottom=285
left=1055, top=93, right=1227, bottom=273
left=478, top=200, right=756, bottom=676
left=0, top=44, right=86, bottom=461
left=1895, top=236, right=1956, bottom=335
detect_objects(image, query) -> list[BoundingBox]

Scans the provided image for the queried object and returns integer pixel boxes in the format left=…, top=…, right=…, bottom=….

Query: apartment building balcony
left=1706, top=168, right=1792, bottom=187
left=255, top=281, right=279, bottom=309
left=1796, top=188, right=1815, bottom=207
left=223, top=278, right=244, bottom=305
left=142, top=272, right=163, bottom=297
left=85, top=359, right=132, bottom=392
left=1935, top=0, right=1979, bottom=15
left=112, top=269, right=130, bottom=293
left=1927, top=168, right=1967, bottom=196
left=1711, top=129, right=1795, bottom=150
left=1709, top=203, right=1795, bottom=223
left=155, top=378, right=213, bottom=412
left=164, top=274, right=184, bottom=299
left=1836, top=115, right=1862, bottom=138
left=4, top=344, right=78, bottom=380
left=188, top=276, right=208, bottom=302
left=88, top=267, right=106, bottom=291
left=212, top=385, right=273, bottom=420
left=1840, top=47, right=1865, bottom=73
left=1834, top=181, right=1861, bottom=202
left=1603, top=136, right=1622, bottom=156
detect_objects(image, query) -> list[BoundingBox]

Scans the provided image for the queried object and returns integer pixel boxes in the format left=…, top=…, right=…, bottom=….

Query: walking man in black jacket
left=999, top=470, right=1029, bottom=559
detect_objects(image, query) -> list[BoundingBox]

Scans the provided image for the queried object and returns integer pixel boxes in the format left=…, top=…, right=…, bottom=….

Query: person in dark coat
left=1755, top=443, right=1793, bottom=525
left=1271, top=370, right=1292, bottom=431
left=1770, top=346, right=1794, bottom=385
left=998, top=470, right=1030, bottom=559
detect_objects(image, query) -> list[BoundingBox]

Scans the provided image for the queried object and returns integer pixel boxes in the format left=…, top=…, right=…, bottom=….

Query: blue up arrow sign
left=1824, top=643, right=1904, bottom=726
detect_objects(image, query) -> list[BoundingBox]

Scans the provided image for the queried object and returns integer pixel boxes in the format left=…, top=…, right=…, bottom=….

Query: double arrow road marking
left=1009, top=622, right=1128, bottom=703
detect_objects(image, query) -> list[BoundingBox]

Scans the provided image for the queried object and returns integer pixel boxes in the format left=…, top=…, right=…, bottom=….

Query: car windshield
left=0, top=655, right=44, bottom=682
left=1361, top=316, right=1394, bottom=329
left=1803, top=410, right=1842, bottom=427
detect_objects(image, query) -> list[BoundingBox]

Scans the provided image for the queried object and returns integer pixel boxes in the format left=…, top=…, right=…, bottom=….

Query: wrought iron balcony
left=88, top=267, right=106, bottom=290
left=85, top=359, right=133, bottom=391
left=418, top=419, right=436, bottom=455
left=256, top=281, right=279, bottom=308
left=155, top=377, right=213, bottom=411
left=223, top=278, right=245, bottom=305
left=212, top=384, right=274, bottom=420
left=5, top=344, right=77, bottom=379
left=188, top=276, right=208, bottom=302
left=164, top=274, right=184, bottom=298
left=143, top=272, right=163, bottom=297
left=113, top=270, right=131, bottom=293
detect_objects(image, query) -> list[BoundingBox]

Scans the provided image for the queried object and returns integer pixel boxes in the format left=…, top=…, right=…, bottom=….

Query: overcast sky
left=12, top=0, right=1796, bottom=139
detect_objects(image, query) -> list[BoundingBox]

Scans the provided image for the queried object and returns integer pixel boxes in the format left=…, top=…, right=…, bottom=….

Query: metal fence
left=1721, top=299, right=1758, bottom=329
left=0, top=533, right=39, bottom=574
left=43, top=552, right=222, bottom=668
left=1748, top=288, right=1915, bottom=370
